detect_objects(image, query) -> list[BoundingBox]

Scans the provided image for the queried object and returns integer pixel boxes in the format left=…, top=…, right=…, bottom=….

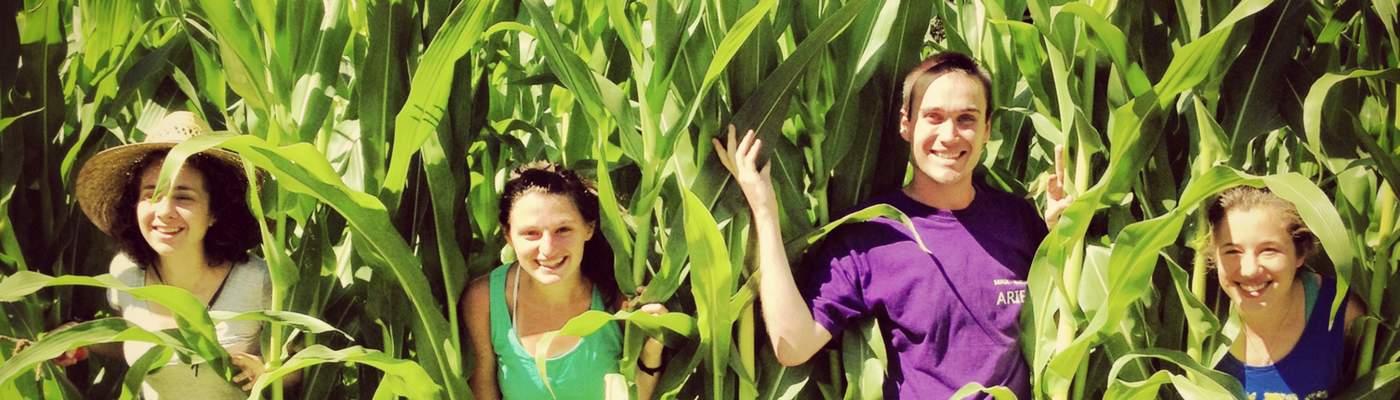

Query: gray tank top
left=107, top=254, right=271, bottom=399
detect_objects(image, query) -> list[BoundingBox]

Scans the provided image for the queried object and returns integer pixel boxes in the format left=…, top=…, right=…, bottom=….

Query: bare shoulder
left=108, top=253, right=142, bottom=282
left=1344, top=293, right=1366, bottom=334
left=463, top=273, right=496, bottom=355
left=464, top=274, right=493, bottom=318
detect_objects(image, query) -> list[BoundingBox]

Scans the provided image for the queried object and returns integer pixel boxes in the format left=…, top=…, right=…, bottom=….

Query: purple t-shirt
left=801, top=186, right=1046, bottom=399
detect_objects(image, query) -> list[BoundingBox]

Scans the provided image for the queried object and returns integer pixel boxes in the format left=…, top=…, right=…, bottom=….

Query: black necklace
left=148, top=263, right=234, bottom=378
left=149, top=263, right=233, bottom=310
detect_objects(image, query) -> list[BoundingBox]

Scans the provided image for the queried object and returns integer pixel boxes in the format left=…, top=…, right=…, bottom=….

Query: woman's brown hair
left=1205, top=186, right=1318, bottom=263
left=498, top=161, right=619, bottom=308
left=109, top=150, right=261, bottom=269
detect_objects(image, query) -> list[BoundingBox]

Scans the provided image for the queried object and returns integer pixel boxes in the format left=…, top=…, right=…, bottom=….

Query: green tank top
left=489, top=264, right=622, bottom=399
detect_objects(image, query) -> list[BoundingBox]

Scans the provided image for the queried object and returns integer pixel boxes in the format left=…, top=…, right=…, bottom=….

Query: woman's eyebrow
left=138, top=184, right=199, bottom=192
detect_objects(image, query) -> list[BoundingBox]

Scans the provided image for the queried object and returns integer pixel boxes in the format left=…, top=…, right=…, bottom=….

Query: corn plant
left=2, top=0, right=1398, bottom=399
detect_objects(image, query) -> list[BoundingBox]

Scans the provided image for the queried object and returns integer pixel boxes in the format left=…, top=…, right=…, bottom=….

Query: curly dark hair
left=108, top=150, right=261, bottom=270
left=498, top=161, right=619, bottom=308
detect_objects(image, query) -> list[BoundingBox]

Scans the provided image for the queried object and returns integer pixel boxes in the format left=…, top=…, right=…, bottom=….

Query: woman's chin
left=146, top=243, right=180, bottom=256
left=1231, top=293, right=1282, bottom=312
left=527, top=268, right=569, bottom=285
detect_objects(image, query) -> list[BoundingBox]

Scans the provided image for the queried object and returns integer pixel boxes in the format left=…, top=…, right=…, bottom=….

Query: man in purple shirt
left=715, top=51, right=1071, bottom=398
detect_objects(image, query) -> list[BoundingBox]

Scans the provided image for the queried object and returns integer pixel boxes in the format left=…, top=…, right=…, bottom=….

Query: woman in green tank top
left=464, top=162, right=666, bottom=399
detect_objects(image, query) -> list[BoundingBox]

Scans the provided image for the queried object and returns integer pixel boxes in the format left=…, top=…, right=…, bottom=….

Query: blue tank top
left=1216, top=273, right=1347, bottom=399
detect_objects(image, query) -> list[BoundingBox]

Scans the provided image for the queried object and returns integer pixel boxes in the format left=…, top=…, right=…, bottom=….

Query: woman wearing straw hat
left=58, top=111, right=286, bottom=398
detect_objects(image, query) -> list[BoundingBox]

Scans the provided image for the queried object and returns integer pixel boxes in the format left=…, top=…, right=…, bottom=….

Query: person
left=64, top=111, right=290, bottom=398
left=463, top=162, right=667, bottom=400
left=714, top=51, right=1070, bottom=398
left=1207, top=186, right=1366, bottom=398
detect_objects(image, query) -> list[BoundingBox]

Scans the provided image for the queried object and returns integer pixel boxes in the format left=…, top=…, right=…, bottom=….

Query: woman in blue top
left=1207, top=186, right=1366, bottom=398
left=463, top=162, right=666, bottom=399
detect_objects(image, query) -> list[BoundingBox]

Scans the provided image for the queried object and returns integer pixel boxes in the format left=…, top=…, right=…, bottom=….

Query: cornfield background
left=1, top=0, right=1397, bottom=398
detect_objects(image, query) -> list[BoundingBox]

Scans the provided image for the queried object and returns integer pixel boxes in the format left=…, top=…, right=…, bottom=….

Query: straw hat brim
left=75, top=141, right=251, bottom=236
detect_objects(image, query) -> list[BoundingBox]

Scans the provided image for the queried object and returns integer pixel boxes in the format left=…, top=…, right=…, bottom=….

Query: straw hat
left=75, top=111, right=251, bottom=236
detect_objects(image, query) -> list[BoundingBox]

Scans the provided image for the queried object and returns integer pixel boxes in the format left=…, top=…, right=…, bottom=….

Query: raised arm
left=714, top=125, right=832, bottom=366
left=1047, top=145, right=1075, bottom=229
left=1044, top=145, right=1073, bottom=230
left=632, top=302, right=666, bottom=400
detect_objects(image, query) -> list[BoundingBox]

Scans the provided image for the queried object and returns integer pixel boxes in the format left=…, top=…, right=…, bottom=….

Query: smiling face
left=505, top=191, right=596, bottom=286
left=135, top=161, right=215, bottom=259
left=1213, top=206, right=1305, bottom=312
left=900, top=72, right=990, bottom=190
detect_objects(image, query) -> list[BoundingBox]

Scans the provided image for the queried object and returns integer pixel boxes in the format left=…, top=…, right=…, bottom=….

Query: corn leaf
left=247, top=345, right=440, bottom=400
left=0, top=318, right=204, bottom=385
left=681, top=180, right=735, bottom=400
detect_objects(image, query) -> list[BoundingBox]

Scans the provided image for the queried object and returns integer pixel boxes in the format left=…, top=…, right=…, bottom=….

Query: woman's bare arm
left=633, top=303, right=667, bottom=399
left=464, top=277, right=500, bottom=400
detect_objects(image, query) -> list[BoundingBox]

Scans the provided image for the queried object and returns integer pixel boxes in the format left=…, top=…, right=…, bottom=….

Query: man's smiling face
left=901, top=72, right=990, bottom=188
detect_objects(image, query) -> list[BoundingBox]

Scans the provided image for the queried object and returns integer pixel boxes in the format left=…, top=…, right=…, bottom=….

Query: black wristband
left=637, top=358, right=664, bottom=375
left=637, top=346, right=666, bottom=375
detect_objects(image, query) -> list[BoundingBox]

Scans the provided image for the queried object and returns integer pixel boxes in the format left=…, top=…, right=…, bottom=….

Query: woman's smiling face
left=1213, top=206, right=1305, bottom=312
left=135, top=161, right=215, bottom=258
left=506, top=191, right=595, bottom=286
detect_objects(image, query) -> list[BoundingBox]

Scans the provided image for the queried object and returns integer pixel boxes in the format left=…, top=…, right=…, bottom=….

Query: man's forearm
left=752, top=208, right=829, bottom=366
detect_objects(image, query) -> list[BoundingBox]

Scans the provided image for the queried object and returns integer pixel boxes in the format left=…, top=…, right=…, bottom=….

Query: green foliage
left=1, top=0, right=1397, bottom=399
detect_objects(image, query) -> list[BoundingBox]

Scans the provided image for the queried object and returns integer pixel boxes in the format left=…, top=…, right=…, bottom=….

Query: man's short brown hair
left=901, top=52, right=995, bottom=122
